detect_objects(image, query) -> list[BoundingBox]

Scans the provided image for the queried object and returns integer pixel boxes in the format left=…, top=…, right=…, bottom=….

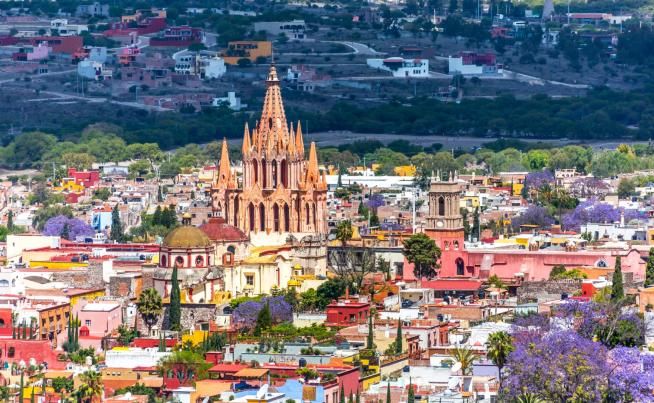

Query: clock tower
left=425, top=172, right=469, bottom=277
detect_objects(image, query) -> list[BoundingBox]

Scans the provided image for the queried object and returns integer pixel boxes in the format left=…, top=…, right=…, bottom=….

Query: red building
left=0, top=339, right=66, bottom=369
left=24, top=36, right=83, bottom=54
left=325, top=297, right=370, bottom=327
left=149, top=26, right=204, bottom=47
left=104, top=17, right=167, bottom=37
left=67, top=168, right=100, bottom=188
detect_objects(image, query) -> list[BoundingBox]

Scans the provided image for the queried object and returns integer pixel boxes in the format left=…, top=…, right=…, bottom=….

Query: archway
left=281, top=159, right=288, bottom=187
left=248, top=203, right=255, bottom=232
left=273, top=204, right=280, bottom=232
left=253, top=159, right=259, bottom=185
left=456, top=258, right=465, bottom=276
left=272, top=160, right=278, bottom=188
left=233, top=197, right=239, bottom=227
left=284, top=204, right=290, bottom=232
left=438, top=196, right=445, bottom=216
left=259, top=203, right=265, bottom=231
left=261, top=159, right=268, bottom=188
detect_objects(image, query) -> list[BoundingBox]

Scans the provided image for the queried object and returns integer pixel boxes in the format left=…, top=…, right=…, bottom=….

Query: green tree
left=335, top=220, right=353, bottom=246
left=549, top=264, right=566, bottom=279
left=473, top=207, right=480, bottom=241
left=403, top=233, right=441, bottom=280
left=76, top=371, right=103, bottom=403
left=137, top=288, right=162, bottom=335
left=114, top=384, right=156, bottom=403
left=169, top=265, right=181, bottom=331
left=51, top=376, right=74, bottom=393
left=254, top=301, right=272, bottom=336
left=395, top=318, right=403, bottom=354
left=7, top=210, right=13, bottom=231
left=386, top=382, right=391, bottom=403
left=486, top=331, right=513, bottom=389
left=611, top=256, right=624, bottom=301
left=339, top=386, right=345, bottom=403
left=451, top=346, right=475, bottom=375
left=617, top=178, right=636, bottom=198
left=646, top=248, right=654, bottom=287
left=407, top=378, right=415, bottom=403
left=110, top=204, right=123, bottom=242
left=366, top=312, right=374, bottom=350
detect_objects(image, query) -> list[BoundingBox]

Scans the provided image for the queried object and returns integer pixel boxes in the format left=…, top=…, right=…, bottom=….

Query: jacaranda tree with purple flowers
left=511, top=205, right=554, bottom=231
left=563, top=199, right=620, bottom=231
left=232, top=296, right=292, bottom=331
left=42, top=215, right=94, bottom=240
left=524, top=170, right=554, bottom=191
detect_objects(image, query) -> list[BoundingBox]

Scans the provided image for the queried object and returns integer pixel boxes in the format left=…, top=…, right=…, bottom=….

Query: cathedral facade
left=211, top=65, right=328, bottom=236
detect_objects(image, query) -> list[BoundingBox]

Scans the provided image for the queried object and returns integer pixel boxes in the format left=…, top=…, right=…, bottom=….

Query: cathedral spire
left=288, top=122, right=296, bottom=154
left=217, top=137, right=231, bottom=187
left=242, top=122, right=251, bottom=156
left=296, top=121, right=305, bottom=156
left=307, top=141, right=319, bottom=178
left=258, top=64, right=288, bottom=153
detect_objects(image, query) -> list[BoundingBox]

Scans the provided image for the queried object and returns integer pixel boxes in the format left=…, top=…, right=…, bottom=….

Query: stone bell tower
left=424, top=172, right=469, bottom=277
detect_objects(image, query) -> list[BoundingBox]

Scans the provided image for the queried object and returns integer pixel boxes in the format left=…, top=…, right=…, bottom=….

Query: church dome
left=162, top=225, right=212, bottom=249
left=200, top=217, right=248, bottom=242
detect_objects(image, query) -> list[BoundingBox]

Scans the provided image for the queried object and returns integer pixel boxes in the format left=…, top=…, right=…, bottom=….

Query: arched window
left=296, top=199, right=301, bottom=231
left=305, top=202, right=310, bottom=225
left=273, top=204, right=280, bottom=232
left=312, top=203, right=316, bottom=228
left=438, top=196, right=445, bottom=216
left=272, top=160, right=278, bottom=188
left=454, top=241, right=459, bottom=250
left=284, top=204, right=290, bottom=232
left=252, top=159, right=259, bottom=185
left=248, top=203, right=255, bottom=232
left=281, top=159, right=288, bottom=187
left=262, top=159, right=268, bottom=188
left=195, top=256, right=204, bottom=267
left=456, top=258, right=465, bottom=276
left=596, top=259, right=608, bottom=268
left=175, top=256, right=184, bottom=267
left=227, top=245, right=236, bottom=254
left=233, top=197, right=239, bottom=227
left=161, top=255, right=168, bottom=267
left=259, top=203, right=265, bottom=231
left=0, top=280, right=9, bottom=287
left=444, top=241, right=450, bottom=250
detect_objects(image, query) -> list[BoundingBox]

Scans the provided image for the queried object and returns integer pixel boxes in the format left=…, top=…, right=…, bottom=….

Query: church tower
left=211, top=65, right=328, bottom=237
left=424, top=172, right=469, bottom=277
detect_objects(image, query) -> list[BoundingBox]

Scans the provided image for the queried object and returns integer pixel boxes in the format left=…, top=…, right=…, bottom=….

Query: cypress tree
left=254, top=302, right=272, bottom=337
left=473, top=207, right=480, bottom=241
left=611, top=256, right=624, bottom=301
left=339, top=386, right=345, bottom=403
left=30, top=386, right=35, bottom=403
left=19, top=372, right=24, bottom=402
left=7, top=210, right=13, bottom=231
left=152, top=206, right=162, bottom=226
left=73, top=315, right=79, bottom=351
left=366, top=312, right=374, bottom=350
left=22, top=320, right=26, bottom=340
left=348, top=392, right=353, bottom=403
left=355, top=393, right=360, bottom=403
left=386, top=382, right=391, bottom=403
left=407, top=378, right=415, bottom=403
left=110, top=204, right=123, bottom=242
left=395, top=318, right=403, bottom=355
left=169, top=265, right=181, bottom=331
left=646, top=248, right=654, bottom=287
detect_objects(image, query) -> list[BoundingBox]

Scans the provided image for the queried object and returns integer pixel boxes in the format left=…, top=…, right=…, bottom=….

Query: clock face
left=437, top=220, right=444, bottom=228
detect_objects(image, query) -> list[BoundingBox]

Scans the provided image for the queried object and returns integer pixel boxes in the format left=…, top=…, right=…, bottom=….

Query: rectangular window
left=85, top=320, right=91, bottom=326
left=246, top=275, right=254, bottom=286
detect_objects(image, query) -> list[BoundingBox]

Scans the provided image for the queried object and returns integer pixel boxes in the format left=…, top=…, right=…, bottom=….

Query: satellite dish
left=256, top=384, right=269, bottom=399
left=451, top=362, right=462, bottom=373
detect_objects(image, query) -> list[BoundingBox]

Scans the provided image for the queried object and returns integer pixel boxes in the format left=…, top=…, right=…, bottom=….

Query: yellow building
left=52, top=179, right=84, bottom=193
left=222, top=41, right=272, bottom=65
left=393, top=165, right=416, bottom=176
left=66, top=288, right=106, bottom=307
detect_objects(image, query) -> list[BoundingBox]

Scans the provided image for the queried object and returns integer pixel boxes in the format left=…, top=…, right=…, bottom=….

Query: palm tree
left=486, top=331, right=513, bottom=390
left=451, top=346, right=475, bottom=376
left=335, top=220, right=353, bottom=246
left=137, top=288, right=162, bottom=335
left=76, top=371, right=103, bottom=403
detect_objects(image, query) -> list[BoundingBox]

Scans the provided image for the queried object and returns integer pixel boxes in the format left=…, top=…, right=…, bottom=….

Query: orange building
left=222, top=41, right=272, bottom=65
left=38, top=303, right=71, bottom=342
left=210, top=65, right=328, bottom=236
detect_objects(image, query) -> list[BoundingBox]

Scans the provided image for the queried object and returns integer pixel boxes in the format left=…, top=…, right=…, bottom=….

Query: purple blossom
left=563, top=198, right=620, bottom=231
left=606, top=347, right=654, bottom=402
left=570, top=177, right=610, bottom=198
left=366, top=194, right=384, bottom=210
left=232, top=296, right=293, bottom=330
left=524, top=170, right=554, bottom=190
left=42, top=215, right=95, bottom=240
left=511, top=205, right=555, bottom=231
left=504, top=331, right=609, bottom=401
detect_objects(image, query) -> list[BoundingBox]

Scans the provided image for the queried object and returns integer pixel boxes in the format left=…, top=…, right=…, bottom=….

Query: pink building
left=77, top=302, right=122, bottom=338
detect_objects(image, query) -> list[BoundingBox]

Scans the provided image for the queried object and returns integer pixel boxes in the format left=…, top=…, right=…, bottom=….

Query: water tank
left=299, top=358, right=307, bottom=368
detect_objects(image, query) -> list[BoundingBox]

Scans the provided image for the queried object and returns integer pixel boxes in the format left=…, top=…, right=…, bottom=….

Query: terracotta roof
left=200, top=218, right=247, bottom=242
left=421, top=279, right=483, bottom=291
left=234, top=368, right=269, bottom=378
left=209, top=363, right=248, bottom=373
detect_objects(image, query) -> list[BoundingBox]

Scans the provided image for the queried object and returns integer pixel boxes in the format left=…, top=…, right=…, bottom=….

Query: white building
left=367, top=57, right=429, bottom=77
left=50, top=19, right=88, bottom=36
left=253, top=20, right=307, bottom=40
left=77, top=59, right=112, bottom=81
left=212, top=92, right=246, bottom=111
left=173, top=50, right=226, bottom=79
left=105, top=348, right=170, bottom=368
left=448, top=52, right=500, bottom=76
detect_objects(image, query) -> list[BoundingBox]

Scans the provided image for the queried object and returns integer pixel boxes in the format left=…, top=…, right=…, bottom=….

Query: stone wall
left=138, top=303, right=217, bottom=333
left=51, top=264, right=104, bottom=288
left=517, top=280, right=582, bottom=304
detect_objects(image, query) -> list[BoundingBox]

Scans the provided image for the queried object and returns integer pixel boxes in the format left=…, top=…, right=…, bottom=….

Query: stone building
left=211, top=65, right=328, bottom=238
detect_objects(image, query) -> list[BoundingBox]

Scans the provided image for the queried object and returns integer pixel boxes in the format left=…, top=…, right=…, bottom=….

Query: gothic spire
left=296, top=121, right=305, bottom=156
left=242, top=122, right=251, bottom=156
left=258, top=64, right=288, bottom=153
left=217, top=137, right=231, bottom=187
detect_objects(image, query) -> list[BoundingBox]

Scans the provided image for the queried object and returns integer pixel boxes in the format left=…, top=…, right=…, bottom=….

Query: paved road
left=0, top=68, right=76, bottom=85
left=38, top=90, right=171, bottom=111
